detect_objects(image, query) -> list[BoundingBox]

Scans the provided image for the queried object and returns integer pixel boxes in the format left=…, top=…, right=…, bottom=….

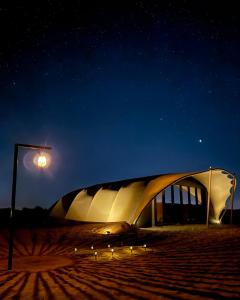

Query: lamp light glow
left=38, top=155, right=47, bottom=168
left=33, top=152, right=51, bottom=169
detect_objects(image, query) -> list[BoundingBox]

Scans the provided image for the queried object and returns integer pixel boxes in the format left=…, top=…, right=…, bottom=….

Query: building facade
left=50, top=168, right=235, bottom=226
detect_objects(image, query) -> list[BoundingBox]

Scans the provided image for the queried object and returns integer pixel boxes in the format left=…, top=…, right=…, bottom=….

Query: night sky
left=0, top=1, right=240, bottom=209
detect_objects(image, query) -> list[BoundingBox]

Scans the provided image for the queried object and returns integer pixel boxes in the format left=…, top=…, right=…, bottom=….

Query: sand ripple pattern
left=0, top=224, right=240, bottom=299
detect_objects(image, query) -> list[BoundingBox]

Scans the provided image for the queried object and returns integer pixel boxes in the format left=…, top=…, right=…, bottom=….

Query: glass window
left=165, top=187, right=172, bottom=203
left=190, top=187, right=196, bottom=205
left=197, top=188, right=202, bottom=204
left=182, top=186, right=189, bottom=204
left=174, top=185, right=180, bottom=204
left=156, top=192, right=162, bottom=203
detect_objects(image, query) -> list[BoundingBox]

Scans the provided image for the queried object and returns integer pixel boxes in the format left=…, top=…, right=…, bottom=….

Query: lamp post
left=8, top=143, right=51, bottom=271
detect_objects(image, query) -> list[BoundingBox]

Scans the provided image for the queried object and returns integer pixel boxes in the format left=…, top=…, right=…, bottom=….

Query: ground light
left=89, top=245, right=151, bottom=262
left=8, top=143, right=51, bottom=271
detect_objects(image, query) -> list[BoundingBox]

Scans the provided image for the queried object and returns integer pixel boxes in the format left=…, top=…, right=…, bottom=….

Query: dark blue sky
left=0, top=1, right=240, bottom=208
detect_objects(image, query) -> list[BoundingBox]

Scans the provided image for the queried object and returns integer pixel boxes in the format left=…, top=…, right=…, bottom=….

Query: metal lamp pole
left=8, top=143, right=51, bottom=271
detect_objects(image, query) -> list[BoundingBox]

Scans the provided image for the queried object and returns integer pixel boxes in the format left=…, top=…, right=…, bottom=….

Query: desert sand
left=0, top=223, right=240, bottom=299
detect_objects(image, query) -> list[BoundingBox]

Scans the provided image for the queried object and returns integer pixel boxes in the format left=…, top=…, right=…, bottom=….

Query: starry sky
left=0, top=1, right=240, bottom=209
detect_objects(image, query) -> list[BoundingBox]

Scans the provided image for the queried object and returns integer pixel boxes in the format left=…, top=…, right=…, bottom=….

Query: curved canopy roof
left=50, top=168, right=235, bottom=224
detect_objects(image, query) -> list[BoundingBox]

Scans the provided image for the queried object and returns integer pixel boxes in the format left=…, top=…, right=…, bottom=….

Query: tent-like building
left=50, top=168, right=235, bottom=227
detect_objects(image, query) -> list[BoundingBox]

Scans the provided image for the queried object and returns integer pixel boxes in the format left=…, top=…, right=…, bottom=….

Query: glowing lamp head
left=38, top=155, right=47, bottom=168
left=33, top=152, right=51, bottom=169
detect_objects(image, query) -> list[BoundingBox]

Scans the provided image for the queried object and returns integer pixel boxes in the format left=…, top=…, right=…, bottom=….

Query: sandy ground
left=0, top=223, right=240, bottom=299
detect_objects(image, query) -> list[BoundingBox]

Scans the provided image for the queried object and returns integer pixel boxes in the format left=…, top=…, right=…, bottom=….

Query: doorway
left=136, top=177, right=207, bottom=227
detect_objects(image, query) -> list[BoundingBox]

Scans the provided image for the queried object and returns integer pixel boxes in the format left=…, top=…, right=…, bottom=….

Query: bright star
left=198, top=138, right=203, bottom=143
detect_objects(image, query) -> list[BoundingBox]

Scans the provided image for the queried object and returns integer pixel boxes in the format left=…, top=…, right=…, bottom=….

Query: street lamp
left=8, top=143, right=51, bottom=271
left=33, top=151, right=51, bottom=169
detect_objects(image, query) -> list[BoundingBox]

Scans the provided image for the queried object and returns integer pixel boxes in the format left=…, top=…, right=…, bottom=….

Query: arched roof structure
left=50, top=168, right=235, bottom=225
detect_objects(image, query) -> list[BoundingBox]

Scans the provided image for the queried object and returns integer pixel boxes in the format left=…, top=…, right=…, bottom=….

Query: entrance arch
left=136, top=177, right=208, bottom=227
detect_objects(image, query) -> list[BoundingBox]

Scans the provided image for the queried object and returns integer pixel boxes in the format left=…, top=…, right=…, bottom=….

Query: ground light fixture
left=8, top=143, right=52, bottom=271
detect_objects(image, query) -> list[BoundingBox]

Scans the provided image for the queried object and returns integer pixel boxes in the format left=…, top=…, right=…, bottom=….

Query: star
left=198, top=138, right=203, bottom=143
